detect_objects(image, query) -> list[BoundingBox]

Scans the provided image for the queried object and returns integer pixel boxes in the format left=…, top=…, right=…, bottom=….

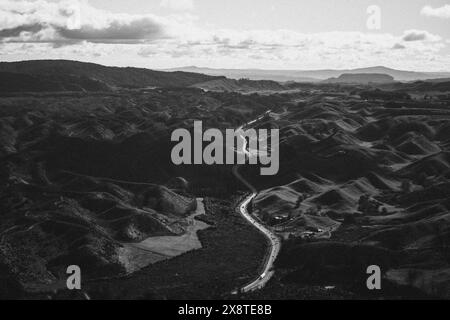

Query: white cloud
left=1, top=27, right=447, bottom=71
left=0, top=0, right=179, bottom=44
left=402, top=29, right=441, bottom=42
left=392, top=43, right=406, bottom=49
left=421, top=4, right=450, bottom=18
left=160, top=0, right=194, bottom=11
left=132, top=29, right=447, bottom=70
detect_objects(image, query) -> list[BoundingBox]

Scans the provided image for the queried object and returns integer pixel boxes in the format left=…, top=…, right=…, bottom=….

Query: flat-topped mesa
left=323, top=73, right=395, bottom=84
left=171, top=121, right=279, bottom=176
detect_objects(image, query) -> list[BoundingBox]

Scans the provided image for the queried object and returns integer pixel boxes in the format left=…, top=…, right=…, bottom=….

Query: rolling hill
left=0, top=60, right=221, bottom=92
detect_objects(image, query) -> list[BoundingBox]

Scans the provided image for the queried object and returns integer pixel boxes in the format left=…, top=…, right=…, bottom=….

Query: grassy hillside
left=0, top=60, right=220, bottom=92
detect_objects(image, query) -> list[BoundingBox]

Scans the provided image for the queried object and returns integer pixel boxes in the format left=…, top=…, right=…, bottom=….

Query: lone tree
left=401, top=180, right=412, bottom=193
left=294, top=194, right=304, bottom=209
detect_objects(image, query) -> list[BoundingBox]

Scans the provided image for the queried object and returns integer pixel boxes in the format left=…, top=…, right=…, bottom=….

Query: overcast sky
left=1, top=0, right=450, bottom=71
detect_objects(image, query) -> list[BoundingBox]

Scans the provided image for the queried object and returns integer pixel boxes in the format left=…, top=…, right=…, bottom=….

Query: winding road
left=232, top=111, right=281, bottom=293
left=235, top=191, right=281, bottom=292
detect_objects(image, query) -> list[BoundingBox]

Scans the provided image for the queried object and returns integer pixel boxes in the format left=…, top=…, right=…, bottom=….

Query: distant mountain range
left=1, top=60, right=449, bottom=93
left=165, top=66, right=450, bottom=82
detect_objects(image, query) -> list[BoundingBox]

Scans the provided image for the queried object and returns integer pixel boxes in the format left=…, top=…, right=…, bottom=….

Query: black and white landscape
left=0, top=0, right=450, bottom=300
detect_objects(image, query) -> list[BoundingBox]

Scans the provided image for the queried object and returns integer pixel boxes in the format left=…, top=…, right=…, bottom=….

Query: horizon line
left=1, top=58, right=450, bottom=74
